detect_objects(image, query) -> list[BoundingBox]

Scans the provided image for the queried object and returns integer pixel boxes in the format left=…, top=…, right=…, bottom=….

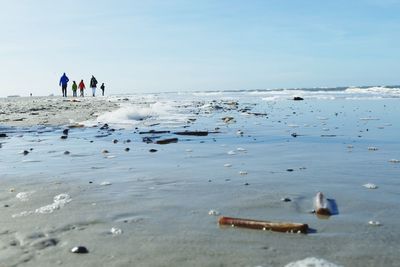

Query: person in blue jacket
left=59, top=73, right=69, bottom=97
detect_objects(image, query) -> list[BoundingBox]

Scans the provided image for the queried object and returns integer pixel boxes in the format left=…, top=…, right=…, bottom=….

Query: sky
left=1, top=0, right=399, bottom=97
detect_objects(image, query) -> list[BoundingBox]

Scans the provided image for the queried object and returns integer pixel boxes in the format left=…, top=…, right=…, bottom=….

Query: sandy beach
left=0, top=90, right=400, bottom=267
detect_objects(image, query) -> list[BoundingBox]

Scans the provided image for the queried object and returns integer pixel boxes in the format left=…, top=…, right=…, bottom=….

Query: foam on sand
left=284, top=257, right=343, bottom=267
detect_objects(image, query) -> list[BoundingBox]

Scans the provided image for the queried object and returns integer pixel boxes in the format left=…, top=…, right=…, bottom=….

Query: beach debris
left=9, top=188, right=15, bottom=193
left=156, top=138, right=178, bottom=145
left=368, top=220, right=381, bottom=226
left=218, top=216, right=308, bottom=234
left=363, top=183, right=378, bottom=189
left=102, top=149, right=109, bottom=154
left=208, top=209, right=220, bottom=216
left=174, top=131, right=208, bottom=136
left=236, top=130, right=244, bottom=135
left=388, top=159, right=400, bottom=163
left=368, top=147, right=378, bottom=151
left=60, top=135, right=68, bottom=139
left=100, top=123, right=109, bottom=130
left=291, top=133, right=298, bottom=137
left=314, top=192, right=332, bottom=216
left=100, top=181, right=112, bottom=186
left=110, top=227, right=123, bottom=235
left=64, top=151, right=70, bottom=155
left=224, top=163, right=232, bottom=167
left=293, top=96, right=304, bottom=101
left=0, top=133, right=8, bottom=138
left=284, top=257, right=343, bottom=267
left=16, top=191, right=35, bottom=202
left=239, top=171, right=248, bottom=175
left=139, top=130, right=170, bottom=134
left=222, top=116, right=235, bottom=123
left=244, top=182, right=250, bottom=186
left=149, top=149, right=158, bottom=153
left=71, top=246, right=89, bottom=254
left=227, top=150, right=236, bottom=155
left=281, top=197, right=291, bottom=202
left=124, top=147, right=130, bottom=152
left=62, top=129, right=69, bottom=135
left=112, top=139, right=118, bottom=144
left=142, top=137, right=154, bottom=143
left=286, top=169, right=294, bottom=172
left=236, top=147, right=247, bottom=152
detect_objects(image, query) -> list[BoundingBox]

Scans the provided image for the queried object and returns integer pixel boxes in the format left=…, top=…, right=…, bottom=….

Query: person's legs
left=102, top=89, right=104, bottom=96
left=62, top=85, right=67, bottom=97
left=92, top=87, right=96, bottom=97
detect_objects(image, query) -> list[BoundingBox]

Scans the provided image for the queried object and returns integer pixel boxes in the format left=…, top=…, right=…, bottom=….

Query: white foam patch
left=284, top=257, right=343, bottom=267
left=35, top=193, right=72, bottom=214
left=16, top=191, right=35, bottom=202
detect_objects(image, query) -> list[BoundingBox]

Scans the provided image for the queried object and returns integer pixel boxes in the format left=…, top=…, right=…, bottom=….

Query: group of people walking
left=59, top=73, right=105, bottom=97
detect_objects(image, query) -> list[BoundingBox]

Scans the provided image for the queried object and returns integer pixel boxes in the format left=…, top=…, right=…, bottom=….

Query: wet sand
left=0, top=94, right=399, bottom=267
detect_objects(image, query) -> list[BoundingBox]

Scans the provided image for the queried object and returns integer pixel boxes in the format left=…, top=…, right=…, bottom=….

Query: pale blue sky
left=1, top=0, right=399, bottom=96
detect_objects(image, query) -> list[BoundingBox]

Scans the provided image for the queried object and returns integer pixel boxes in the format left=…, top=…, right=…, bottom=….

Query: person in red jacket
left=78, top=80, right=86, bottom=97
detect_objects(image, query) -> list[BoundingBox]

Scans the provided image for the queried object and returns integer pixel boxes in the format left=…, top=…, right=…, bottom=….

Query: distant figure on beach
left=100, top=83, right=105, bottom=96
left=72, top=81, right=78, bottom=97
left=59, top=73, right=69, bottom=97
left=78, top=80, right=85, bottom=97
left=90, top=75, right=98, bottom=97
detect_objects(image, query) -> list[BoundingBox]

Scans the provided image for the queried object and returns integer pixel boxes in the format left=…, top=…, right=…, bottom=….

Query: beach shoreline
left=0, top=96, right=120, bottom=128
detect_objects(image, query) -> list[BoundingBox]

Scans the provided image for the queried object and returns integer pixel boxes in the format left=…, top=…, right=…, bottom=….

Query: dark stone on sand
left=60, top=135, right=68, bottom=139
left=89, top=181, right=93, bottom=184
left=244, top=183, right=250, bottom=186
left=63, top=129, right=69, bottom=135
left=125, top=139, right=131, bottom=143
left=95, top=134, right=110, bottom=138
left=70, top=246, right=89, bottom=254
left=4, top=204, right=9, bottom=207
left=174, top=131, right=208, bottom=136
left=100, top=124, right=109, bottom=130
left=0, top=133, right=7, bottom=138
left=113, top=139, right=118, bottom=144
left=291, top=133, right=298, bottom=137
left=156, top=138, right=178, bottom=145
left=64, top=151, right=70, bottom=155
left=293, top=97, right=304, bottom=101
left=23, top=150, right=29, bottom=155
left=149, top=149, right=158, bottom=153
left=286, top=169, right=294, bottom=172
left=125, top=148, right=130, bottom=151
left=281, top=198, right=292, bottom=202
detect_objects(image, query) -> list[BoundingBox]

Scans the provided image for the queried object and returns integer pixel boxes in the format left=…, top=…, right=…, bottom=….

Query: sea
left=0, top=85, right=399, bottom=267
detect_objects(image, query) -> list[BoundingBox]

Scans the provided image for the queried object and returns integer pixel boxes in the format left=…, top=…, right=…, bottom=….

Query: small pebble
left=70, top=246, right=89, bottom=254
left=100, top=181, right=112, bottom=186
left=281, top=197, right=291, bottom=202
left=124, top=148, right=130, bottom=152
left=368, top=220, right=381, bottom=226
left=110, top=227, right=123, bottom=235
left=64, top=151, right=70, bottom=155
left=21, top=150, right=29, bottom=155
left=363, top=183, right=378, bottom=189
left=286, top=169, right=294, bottom=172
left=112, top=139, right=118, bottom=144
left=244, top=182, right=250, bottom=186
left=149, top=149, right=158, bottom=153
left=125, top=139, right=131, bottom=143
left=208, top=209, right=220, bottom=216
left=60, top=135, right=68, bottom=139
left=102, top=149, right=109, bottom=154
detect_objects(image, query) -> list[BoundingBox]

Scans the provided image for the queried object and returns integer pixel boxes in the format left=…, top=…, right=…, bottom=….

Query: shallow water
left=0, top=94, right=399, bottom=266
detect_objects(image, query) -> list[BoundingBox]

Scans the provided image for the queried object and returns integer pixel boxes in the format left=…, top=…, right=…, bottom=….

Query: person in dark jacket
left=59, top=73, right=69, bottom=97
left=90, top=75, right=98, bottom=97
left=100, top=83, right=105, bottom=96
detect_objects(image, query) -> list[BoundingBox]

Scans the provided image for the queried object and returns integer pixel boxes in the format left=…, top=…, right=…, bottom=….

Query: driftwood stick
left=218, top=216, right=308, bottom=234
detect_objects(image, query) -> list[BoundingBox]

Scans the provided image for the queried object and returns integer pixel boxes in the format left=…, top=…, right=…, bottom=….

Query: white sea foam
left=16, top=191, right=35, bottom=202
left=284, top=257, right=343, bottom=267
left=35, top=193, right=72, bottom=214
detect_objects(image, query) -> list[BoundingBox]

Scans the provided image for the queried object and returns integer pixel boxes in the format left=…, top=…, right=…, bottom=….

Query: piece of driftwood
left=174, top=131, right=208, bottom=136
left=314, top=192, right=332, bottom=216
left=155, top=138, right=178, bottom=145
left=218, top=216, right=308, bottom=234
left=139, top=130, right=170, bottom=134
